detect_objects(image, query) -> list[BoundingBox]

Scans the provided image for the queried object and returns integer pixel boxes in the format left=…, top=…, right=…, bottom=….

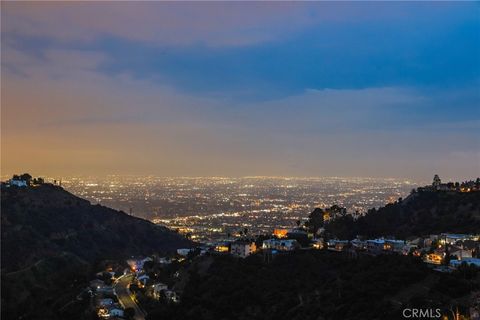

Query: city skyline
left=2, top=2, right=479, bottom=180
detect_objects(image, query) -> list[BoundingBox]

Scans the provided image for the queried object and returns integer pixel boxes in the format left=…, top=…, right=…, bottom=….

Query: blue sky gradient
left=1, top=2, right=479, bottom=179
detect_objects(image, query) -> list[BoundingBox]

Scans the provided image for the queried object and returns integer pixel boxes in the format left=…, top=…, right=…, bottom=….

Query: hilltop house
left=230, top=240, right=257, bottom=258
left=424, top=251, right=444, bottom=265
left=312, top=238, right=325, bottom=249
left=450, top=247, right=473, bottom=260
left=327, top=240, right=349, bottom=252
left=351, top=239, right=367, bottom=250
left=366, top=239, right=386, bottom=255
left=214, top=243, right=230, bottom=253
left=262, top=239, right=299, bottom=251
left=384, top=240, right=406, bottom=253
left=450, top=258, right=480, bottom=269
left=8, top=179, right=28, bottom=187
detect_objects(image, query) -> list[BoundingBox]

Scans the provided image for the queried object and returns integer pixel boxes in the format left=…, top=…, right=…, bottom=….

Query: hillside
left=146, top=251, right=478, bottom=320
left=324, top=190, right=480, bottom=239
left=1, top=183, right=192, bottom=319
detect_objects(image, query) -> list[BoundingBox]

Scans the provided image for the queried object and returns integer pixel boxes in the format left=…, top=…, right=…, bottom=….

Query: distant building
left=230, top=240, right=257, bottom=258
left=423, top=251, right=444, bottom=265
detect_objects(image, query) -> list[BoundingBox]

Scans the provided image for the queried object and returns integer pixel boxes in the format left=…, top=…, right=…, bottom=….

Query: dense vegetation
left=324, top=191, right=480, bottom=239
left=146, top=251, right=479, bottom=320
left=1, top=184, right=192, bottom=320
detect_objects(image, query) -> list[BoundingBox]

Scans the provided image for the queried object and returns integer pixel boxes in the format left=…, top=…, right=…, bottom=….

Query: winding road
left=114, top=274, right=146, bottom=320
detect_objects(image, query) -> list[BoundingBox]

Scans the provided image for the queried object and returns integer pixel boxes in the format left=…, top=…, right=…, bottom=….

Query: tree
left=305, top=208, right=324, bottom=234
left=20, top=173, right=32, bottom=185
left=143, top=260, right=154, bottom=270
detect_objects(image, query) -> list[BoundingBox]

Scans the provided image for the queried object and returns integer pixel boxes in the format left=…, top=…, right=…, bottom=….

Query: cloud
left=2, top=3, right=478, bottom=179
left=2, top=2, right=474, bottom=47
left=2, top=46, right=478, bottom=179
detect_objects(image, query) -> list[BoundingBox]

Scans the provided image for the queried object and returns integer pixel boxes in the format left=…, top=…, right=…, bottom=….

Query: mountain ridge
left=1, top=183, right=192, bottom=319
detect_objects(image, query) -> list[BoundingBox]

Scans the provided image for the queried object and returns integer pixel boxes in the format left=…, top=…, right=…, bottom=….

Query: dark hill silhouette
left=324, top=190, right=480, bottom=239
left=1, top=183, right=192, bottom=320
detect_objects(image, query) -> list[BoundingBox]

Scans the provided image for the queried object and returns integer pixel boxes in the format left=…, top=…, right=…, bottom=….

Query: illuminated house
left=450, top=258, right=480, bottom=269
left=366, top=239, right=386, bottom=255
left=273, top=229, right=288, bottom=238
left=231, top=240, right=257, bottom=258
left=384, top=240, right=406, bottom=253
left=440, top=233, right=472, bottom=245
left=327, top=240, right=349, bottom=252
left=215, top=243, right=230, bottom=253
left=423, top=252, right=444, bottom=265
left=312, top=239, right=325, bottom=249
left=126, top=256, right=153, bottom=272
left=450, top=247, right=473, bottom=260
left=262, top=239, right=299, bottom=251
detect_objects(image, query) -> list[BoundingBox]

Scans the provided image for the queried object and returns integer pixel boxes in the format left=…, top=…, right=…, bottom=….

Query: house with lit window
left=384, top=240, right=406, bottom=253
left=312, top=239, right=325, bottom=249
left=214, top=242, right=230, bottom=253
left=327, top=240, right=349, bottom=252
left=423, top=251, right=444, bottom=265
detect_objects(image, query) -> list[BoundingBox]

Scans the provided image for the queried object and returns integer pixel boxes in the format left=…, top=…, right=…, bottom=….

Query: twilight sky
left=1, top=2, right=479, bottom=180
